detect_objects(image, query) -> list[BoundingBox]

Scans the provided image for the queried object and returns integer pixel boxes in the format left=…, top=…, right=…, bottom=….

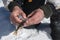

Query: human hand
left=10, top=6, right=27, bottom=26
left=23, top=8, right=44, bottom=27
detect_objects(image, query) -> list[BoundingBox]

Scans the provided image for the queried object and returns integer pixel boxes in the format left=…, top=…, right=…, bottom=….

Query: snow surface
left=1, top=27, right=52, bottom=40
left=0, top=0, right=4, bottom=7
left=0, top=0, right=52, bottom=40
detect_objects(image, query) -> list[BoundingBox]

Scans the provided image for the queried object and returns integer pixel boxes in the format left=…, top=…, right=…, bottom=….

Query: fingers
left=10, top=12, right=22, bottom=25
left=28, top=13, right=33, bottom=17
left=10, top=16, right=22, bottom=25
left=22, top=11, right=35, bottom=27
left=10, top=6, right=27, bottom=26
left=23, top=9, right=44, bottom=27
left=20, top=12, right=27, bottom=19
left=14, top=16, right=22, bottom=23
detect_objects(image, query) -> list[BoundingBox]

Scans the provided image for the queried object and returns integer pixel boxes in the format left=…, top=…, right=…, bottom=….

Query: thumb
left=28, top=13, right=33, bottom=17
left=28, top=11, right=35, bottom=18
left=21, top=12, right=27, bottom=19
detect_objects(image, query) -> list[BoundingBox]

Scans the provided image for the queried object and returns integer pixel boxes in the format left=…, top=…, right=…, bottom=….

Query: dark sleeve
left=40, top=2, right=55, bottom=18
left=8, top=0, right=24, bottom=12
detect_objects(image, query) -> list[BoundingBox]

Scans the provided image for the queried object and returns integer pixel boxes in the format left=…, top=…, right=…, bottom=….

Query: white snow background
left=0, top=0, right=52, bottom=40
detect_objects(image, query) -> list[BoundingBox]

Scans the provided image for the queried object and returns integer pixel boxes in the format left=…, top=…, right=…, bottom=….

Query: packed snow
left=1, top=27, right=52, bottom=40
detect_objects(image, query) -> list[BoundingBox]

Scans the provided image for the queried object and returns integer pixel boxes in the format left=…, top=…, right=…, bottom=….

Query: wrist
left=39, top=8, right=44, bottom=14
left=12, top=6, right=21, bottom=12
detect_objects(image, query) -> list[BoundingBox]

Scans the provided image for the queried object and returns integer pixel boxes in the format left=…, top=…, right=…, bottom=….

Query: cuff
left=8, top=1, right=21, bottom=12
left=40, top=3, right=55, bottom=18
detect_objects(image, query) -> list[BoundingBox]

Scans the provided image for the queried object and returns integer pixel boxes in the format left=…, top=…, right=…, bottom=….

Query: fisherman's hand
left=24, top=8, right=44, bottom=27
left=10, top=6, right=27, bottom=25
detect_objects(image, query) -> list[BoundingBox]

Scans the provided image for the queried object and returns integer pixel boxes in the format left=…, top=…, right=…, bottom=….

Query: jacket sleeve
left=40, top=2, right=55, bottom=18
left=8, top=0, right=24, bottom=12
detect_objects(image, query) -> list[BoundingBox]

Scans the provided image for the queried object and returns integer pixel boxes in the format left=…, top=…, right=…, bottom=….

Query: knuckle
left=16, top=20, right=21, bottom=23
left=16, top=21, right=20, bottom=23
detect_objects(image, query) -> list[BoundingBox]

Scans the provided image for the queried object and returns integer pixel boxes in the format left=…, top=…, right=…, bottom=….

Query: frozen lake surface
left=0, top=1, right=52, bottom=40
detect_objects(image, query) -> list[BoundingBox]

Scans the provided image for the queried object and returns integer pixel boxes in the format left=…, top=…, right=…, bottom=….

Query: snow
left=1, top=28, right=52, bottom=40
left=0, top=0, right=4, bottom=7
left=0, top=0, right=52, bottom=40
